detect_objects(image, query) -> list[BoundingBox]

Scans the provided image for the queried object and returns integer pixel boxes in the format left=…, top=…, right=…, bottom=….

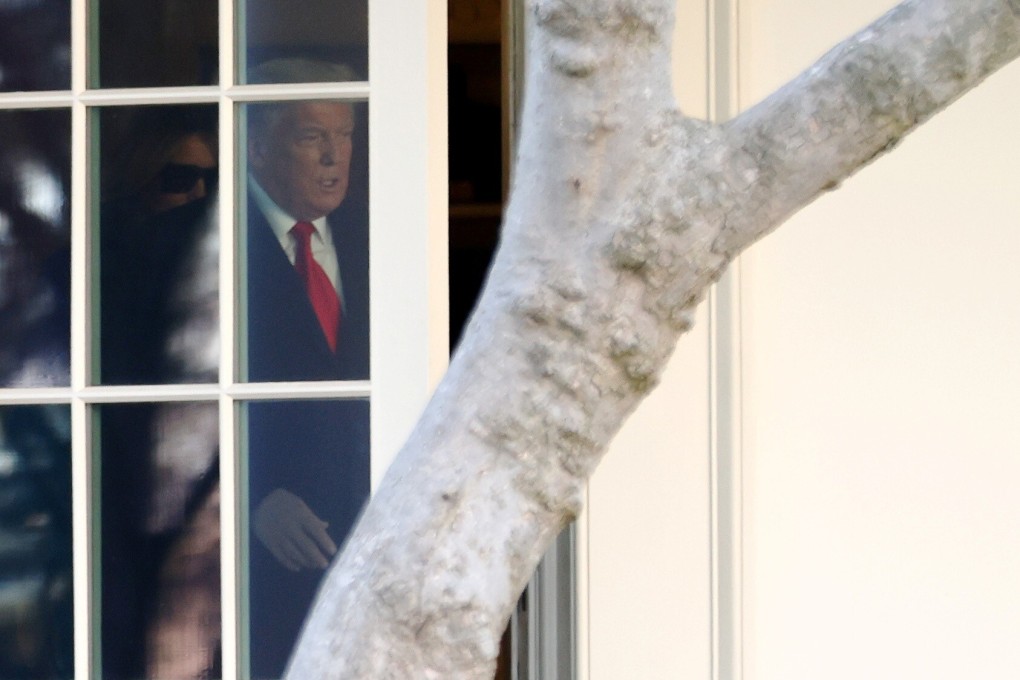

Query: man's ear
left=248, top=134, right=267, bottom=170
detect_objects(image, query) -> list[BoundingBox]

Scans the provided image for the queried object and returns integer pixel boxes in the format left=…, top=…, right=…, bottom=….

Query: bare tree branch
left=717, top=0, right=1020, bottom=255
left=286, top=1, right=1019, bottom=677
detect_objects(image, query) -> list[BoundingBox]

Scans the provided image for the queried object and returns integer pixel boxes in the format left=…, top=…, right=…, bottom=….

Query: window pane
left=0, top=109, right=71, bottom=388
left=240, top=99, right=369, bottom=383
left=97, top=0, right=218, bottom=87
left=0, top=0, right=70, bottom=92
left=243, top=398, right=369, bottom=678
left=98, top=401, right=220, bottom=680
left=242, top=0, right=366, bottom=84
left=96, top=105, right=219, bottom=386
left=0, top=404, right=73, bottom=678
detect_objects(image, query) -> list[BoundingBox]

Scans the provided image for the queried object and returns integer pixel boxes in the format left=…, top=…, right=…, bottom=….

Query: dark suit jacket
left=245, top=195, right=369, bottom=383
left=245, top=194, right=371, bottom=679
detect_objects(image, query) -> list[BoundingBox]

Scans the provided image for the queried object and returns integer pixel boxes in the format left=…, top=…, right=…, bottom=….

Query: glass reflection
left=97, top=0, right=217, bottom=87
left=99, top=401, right=221, bottom=680
left=0, top=405, right=73, bottom=678
left=97, top=105, right=219, bottom=386
left=0, top=109, right=71, bottom=388
left=243, top=0, right=366, bottom=83
left=0, top=0, right=70, bottom=92
left=241, top=87, right=369, bottom=383
left=244, top=398, right=368, bottom=678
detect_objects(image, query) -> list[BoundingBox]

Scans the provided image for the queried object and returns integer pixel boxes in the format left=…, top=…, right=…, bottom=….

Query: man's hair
left=248, top=58, right=359, bottom=86
left=247, top=59, right=360, bottom=136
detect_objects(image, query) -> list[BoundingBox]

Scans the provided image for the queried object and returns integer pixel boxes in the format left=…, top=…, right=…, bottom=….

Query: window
left=0, top=1, right=446, bottom=678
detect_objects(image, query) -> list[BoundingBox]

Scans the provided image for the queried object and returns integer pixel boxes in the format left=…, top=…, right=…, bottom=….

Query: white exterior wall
left=581, top=1, right=1020, bottom=678
left=739, top=0, right=1020, bottom=677
left=582, top=2, right=719, bottom=677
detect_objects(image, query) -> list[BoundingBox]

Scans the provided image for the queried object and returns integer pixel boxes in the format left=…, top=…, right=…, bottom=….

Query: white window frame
left=0, top=0, right=448, bottom=677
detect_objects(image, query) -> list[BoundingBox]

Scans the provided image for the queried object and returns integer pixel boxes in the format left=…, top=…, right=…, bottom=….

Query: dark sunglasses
left=158, top=163, right=218, bottom=194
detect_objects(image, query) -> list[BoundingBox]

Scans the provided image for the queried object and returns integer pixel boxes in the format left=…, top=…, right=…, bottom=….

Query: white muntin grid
left=0, top=0, right=449, bottom=677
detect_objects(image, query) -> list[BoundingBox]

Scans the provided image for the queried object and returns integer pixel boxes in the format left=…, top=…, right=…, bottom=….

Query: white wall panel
left=586, top=306, right=714, bottom=680
left=582, top=4, right=717, bottom=678
left=739, top=1, right=1020, bottom=678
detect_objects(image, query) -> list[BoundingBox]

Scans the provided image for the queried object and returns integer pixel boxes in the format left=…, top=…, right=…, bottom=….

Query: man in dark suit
left=244, top=59, right=370, bottom=679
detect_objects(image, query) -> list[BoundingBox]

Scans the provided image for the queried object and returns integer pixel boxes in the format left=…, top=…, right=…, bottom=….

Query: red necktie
left=291, top=221, right=341, bottom=352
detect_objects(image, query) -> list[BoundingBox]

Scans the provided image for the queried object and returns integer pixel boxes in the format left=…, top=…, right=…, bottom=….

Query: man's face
left=250, top=101, right=355, bottom=221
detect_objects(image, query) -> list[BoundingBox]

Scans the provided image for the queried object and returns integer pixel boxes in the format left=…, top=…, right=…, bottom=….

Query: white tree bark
left=288, top=0, right=1020, bottom=677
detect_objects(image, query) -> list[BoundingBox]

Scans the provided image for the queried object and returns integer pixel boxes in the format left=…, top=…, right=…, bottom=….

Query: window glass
left=239, top=98, right=369, bottom=383
left=97, top=0, right=218, bottom=87
left=243, top=398, right=369, bottom=678
left=242, top=0, right=367, bottom=84
left=98, top=401, right=221, bottom=680
left=0, top=0, right=70, bottom=92
left=95, top=104, right=219, bottom=386
left=0, top=109, right=71, bottom=388
left=0, top=404, right=73, bottom=679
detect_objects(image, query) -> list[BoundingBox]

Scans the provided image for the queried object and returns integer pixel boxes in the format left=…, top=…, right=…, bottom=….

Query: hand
left=253, top=488, right=337, bottom=571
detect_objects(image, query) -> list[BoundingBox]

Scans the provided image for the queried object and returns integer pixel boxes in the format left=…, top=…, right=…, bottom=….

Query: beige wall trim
left=707, top=0, right=743, bottom=679
left=709, top=270, right=743, bottom=680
